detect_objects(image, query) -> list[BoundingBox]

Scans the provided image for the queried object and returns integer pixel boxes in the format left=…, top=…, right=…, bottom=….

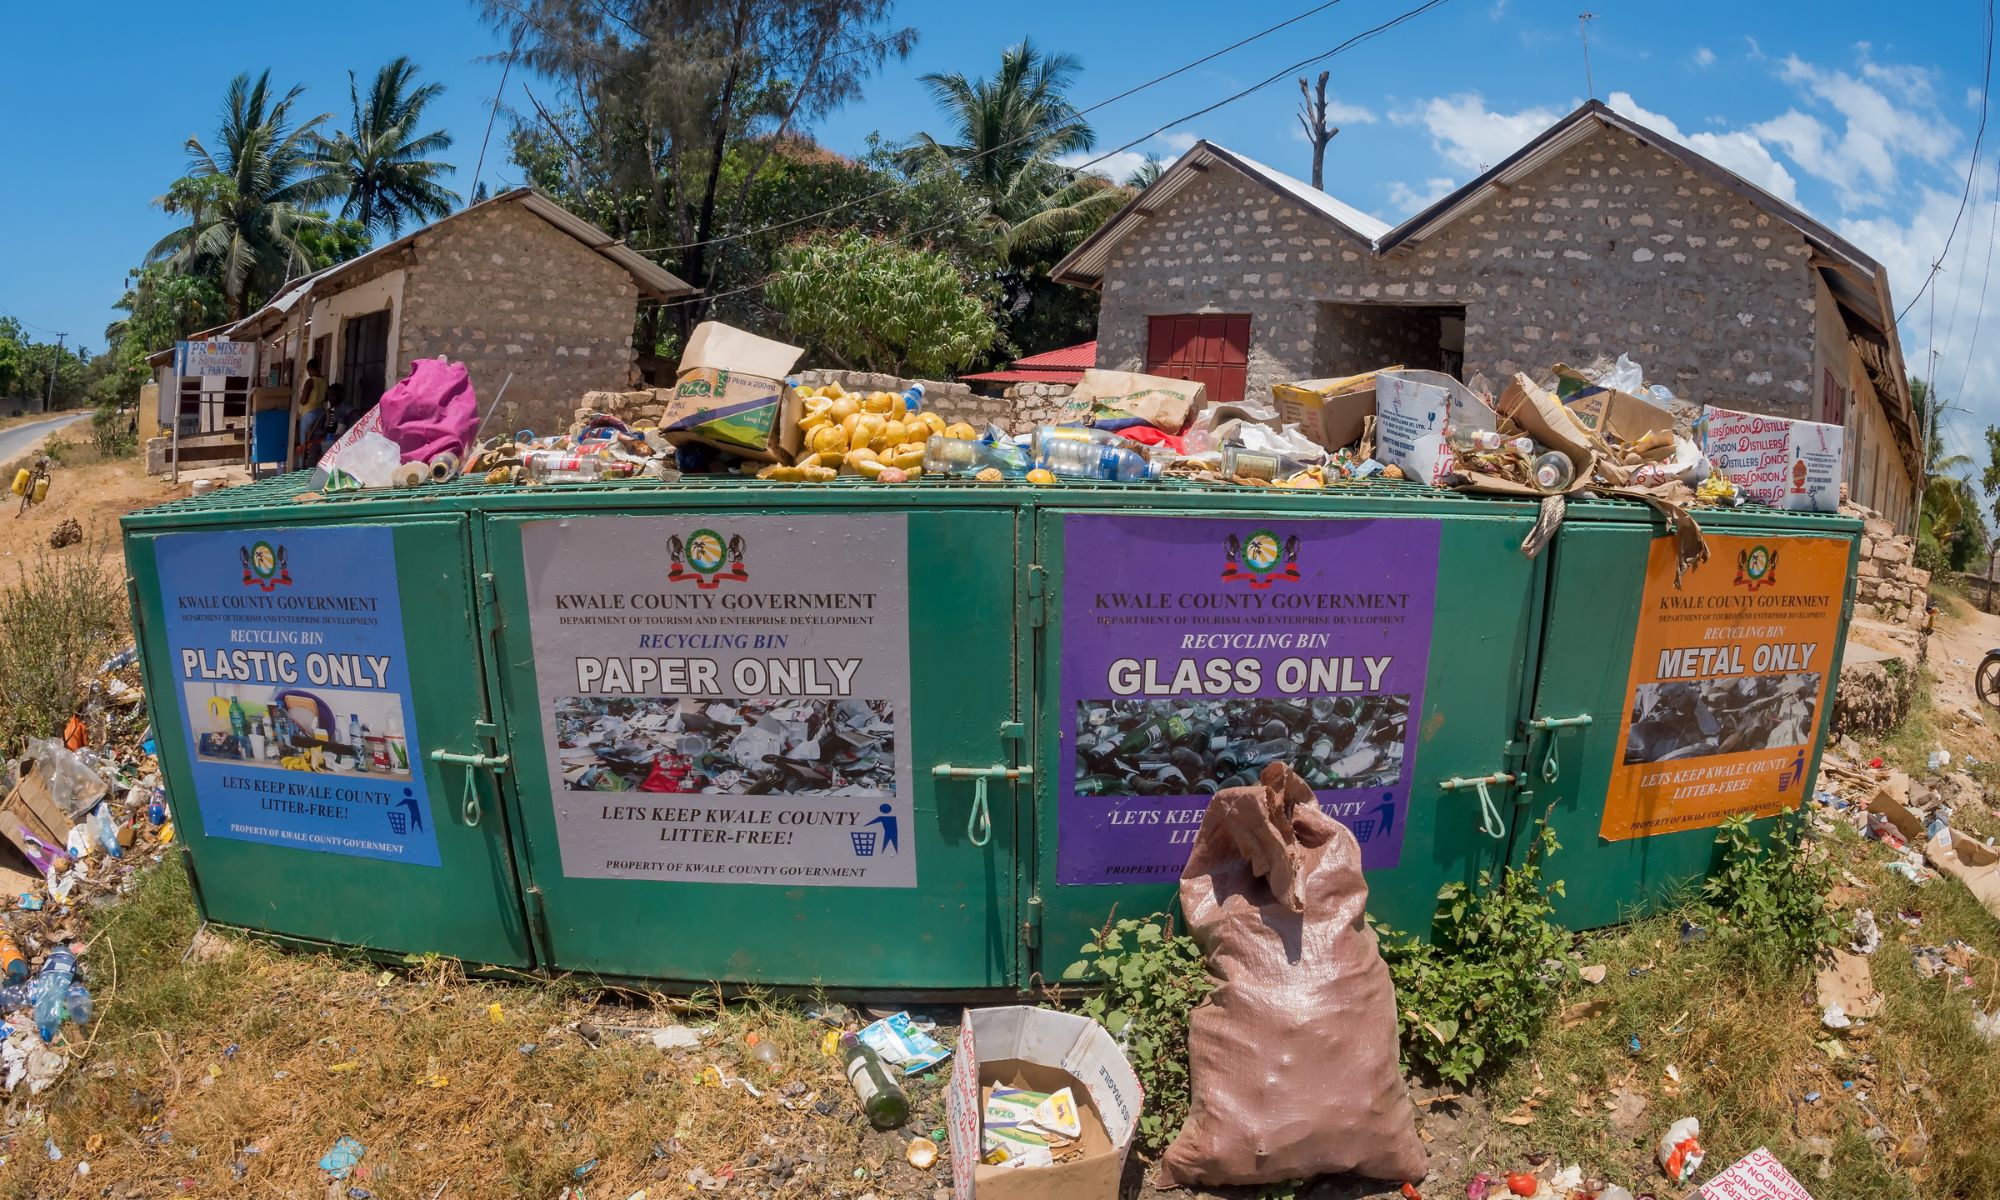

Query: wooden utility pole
left=1296, top=71, right=1338, bottom=190
left=42, top=333, right=65, bottom=413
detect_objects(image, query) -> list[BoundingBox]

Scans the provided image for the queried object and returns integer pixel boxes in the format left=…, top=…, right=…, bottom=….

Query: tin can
left=0, top=933, right=26, bottom=984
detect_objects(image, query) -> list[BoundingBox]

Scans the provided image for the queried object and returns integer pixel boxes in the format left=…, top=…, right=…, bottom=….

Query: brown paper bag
left=1159, top=764, right=1427, bottom=1188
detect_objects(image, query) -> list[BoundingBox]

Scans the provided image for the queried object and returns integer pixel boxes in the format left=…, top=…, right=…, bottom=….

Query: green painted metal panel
left=1027, top=490, right=1549, bottom=968
left=1522, top=504, right=1860, bottom=927
left=122, top=515, right=535, bottom=968
left=480, top=502, right=1023, bottom=990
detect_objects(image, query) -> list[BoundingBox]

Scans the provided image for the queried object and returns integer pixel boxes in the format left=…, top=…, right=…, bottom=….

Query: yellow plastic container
left=9, top=468, right=27, bottom=497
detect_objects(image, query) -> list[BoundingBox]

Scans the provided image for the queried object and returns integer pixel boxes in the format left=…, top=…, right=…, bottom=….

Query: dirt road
left=0, top=410, right=88, bottom=463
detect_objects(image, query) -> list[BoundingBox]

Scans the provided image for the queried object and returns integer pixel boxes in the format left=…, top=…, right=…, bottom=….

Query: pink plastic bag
left=377, top=357, right=479, bottom=463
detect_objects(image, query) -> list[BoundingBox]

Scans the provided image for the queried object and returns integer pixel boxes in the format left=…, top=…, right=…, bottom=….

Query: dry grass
left=6, top=864, right=954, bottom=1199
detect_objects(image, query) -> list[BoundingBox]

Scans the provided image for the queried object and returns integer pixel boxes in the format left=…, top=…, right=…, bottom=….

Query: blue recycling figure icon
left=854, top=803, right=899, bottom=857
left=1350, top=794, right=1397, bottom=844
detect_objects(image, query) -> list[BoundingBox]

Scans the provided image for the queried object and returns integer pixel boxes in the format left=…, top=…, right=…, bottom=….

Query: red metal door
left=1145, top=314, right=1250, bottom=403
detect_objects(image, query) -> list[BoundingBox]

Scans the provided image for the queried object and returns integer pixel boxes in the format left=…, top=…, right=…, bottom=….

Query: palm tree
left=1126, top=155, right=1165, bottom=191
left=148, top=72, right=337, bottom=319
left=899, top=39, right=1126, bottom=255
left=318, top=57, right=459, bottom=238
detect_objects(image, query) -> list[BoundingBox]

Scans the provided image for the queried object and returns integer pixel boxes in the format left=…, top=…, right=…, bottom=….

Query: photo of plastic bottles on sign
left=153, top=526, right=439, bottom=865
left=521, top=514, right=916, bottom=888
left=1058, top=514, right=1439, bottom=884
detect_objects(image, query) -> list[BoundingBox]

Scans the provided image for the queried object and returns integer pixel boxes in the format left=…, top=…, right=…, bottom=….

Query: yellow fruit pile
left=758, top=382, right=979, bottom=483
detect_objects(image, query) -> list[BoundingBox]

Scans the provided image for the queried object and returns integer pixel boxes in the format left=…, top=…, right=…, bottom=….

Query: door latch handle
left=1439, top=772, right=1517, bottom=840
left=931, top=764, right=1032, bottom=848
left=1525, top=714, right=1593, bottom=782
left=430, top=750, right=511, bottom=826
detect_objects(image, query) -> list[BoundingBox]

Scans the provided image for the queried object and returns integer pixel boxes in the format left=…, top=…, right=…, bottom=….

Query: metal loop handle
left=1525, top=715, right=1592, bottom=786
left=430, top=750, right=510, bottom=827
left=1439, top=773, right=1516, bottom=840
left=931, top=764, right=1032, bottom=849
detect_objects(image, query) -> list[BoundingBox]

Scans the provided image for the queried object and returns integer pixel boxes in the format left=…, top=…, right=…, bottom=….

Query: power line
left=1950, top=147, right=2000, bottom=407
left=623, top=0, right=1369, bottom=256
left=1899, top=0, right=1995, bottom=326
left=0, top=305, right=66, bottom=338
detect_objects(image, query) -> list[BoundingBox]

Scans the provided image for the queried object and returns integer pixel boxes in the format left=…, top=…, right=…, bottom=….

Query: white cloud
left=1325, top=100, right=1379, bottom=126
left=1387, top=177, right=1458, bottom=214
left=1755, top=53, right=1958, bottom=205
left=1393, top=93, right=1564, bottom=172
left=1693, top=47, right=1717, bottom=69
left=1607, top=92, right=1801, bottom=204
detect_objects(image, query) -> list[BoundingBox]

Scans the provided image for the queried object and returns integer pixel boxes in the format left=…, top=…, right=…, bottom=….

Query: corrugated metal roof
left=1011, top=340, right=1096, bottom=369
left=961, top=368, right=1088, bottom=384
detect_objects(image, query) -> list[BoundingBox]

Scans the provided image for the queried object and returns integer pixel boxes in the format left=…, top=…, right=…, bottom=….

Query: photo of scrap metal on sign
left=521, top=514, right=916, bottom=887
left=1057, top=514, right=1440, bottom=883
left=1601, top=532, right=1849, bottom=841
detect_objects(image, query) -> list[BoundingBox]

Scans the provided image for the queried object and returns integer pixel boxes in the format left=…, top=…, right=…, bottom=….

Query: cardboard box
left=1701, top=405, right=1845, bottom=512
left=666, top=322, right=806, bottom=462
left=947, top=1006, right=1141, bottom=1200
left=1070, top=369, right=1206, bottom=434
left=1374, top=369, right=1497, bottom=485
left=1551, top=363, right=1676, bottom=448
left=1693, top=1146, right=1817, bottom=1199
left=1270, top=367, right=1397, bottom=451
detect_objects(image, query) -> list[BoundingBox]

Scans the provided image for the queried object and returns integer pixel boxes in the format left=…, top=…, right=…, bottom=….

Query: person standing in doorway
left=295, top=357, right=329, bottom=468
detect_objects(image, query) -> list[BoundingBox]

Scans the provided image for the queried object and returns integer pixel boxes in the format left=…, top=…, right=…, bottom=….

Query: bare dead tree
left=1296, top=70, right=1338, bottom=189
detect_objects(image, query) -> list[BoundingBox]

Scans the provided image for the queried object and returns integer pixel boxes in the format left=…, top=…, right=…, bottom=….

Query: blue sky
left=3, top=0, right=1994, bottom=456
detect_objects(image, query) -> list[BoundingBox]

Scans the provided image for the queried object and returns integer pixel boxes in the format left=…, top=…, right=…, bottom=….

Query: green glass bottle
left=840, top=1034, right=909, bottom=1129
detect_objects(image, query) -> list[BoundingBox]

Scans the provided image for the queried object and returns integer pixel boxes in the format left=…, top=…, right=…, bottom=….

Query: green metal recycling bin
left=120, top=475, right=1859, bottom=990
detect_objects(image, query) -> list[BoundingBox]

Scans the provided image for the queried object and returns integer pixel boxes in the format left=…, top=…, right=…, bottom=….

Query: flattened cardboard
left=1694, top=1146, right=1817, bottom=1199
left=667, top=321, right=807, bottom=462
left=1270, top=368, right=1395, bottom=451
left=1071, top=369, right=1205, bottom=434
left=1926, top=828, right=2000, bottom=919
left=1375, top=369, right=1496, bottom=485
left=948, top=1006, right=1141, bottom=1200
left=1496, top=373, right=1602, bottom=483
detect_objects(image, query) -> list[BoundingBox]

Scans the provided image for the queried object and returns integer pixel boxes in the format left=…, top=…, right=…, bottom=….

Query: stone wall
left=1850, top=504, right=1931, bottom=656
left=398, top=202, right=641, bottom=438
left=1095, top=126, right=1819, bottom=415
left=999, top=380, right=1080, bottom=430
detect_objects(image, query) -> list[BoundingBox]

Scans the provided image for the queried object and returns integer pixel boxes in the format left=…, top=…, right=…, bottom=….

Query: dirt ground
left=1, top=430, right=243, bottom=576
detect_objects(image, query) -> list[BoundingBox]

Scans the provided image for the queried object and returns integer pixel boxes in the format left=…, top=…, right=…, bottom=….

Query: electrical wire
left=622, top=0, right=1366, bottom=256
left=1899, top=0, right=1995, bottom=326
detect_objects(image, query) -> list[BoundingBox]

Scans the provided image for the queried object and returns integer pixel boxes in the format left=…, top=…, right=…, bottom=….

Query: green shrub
left=1062, top=913, right=1212, bottom=1152
left=0, top=547, right=125, bottom=756
left=91, top=403, right=137, bottom=458
left=1374, top=826, right=1568, bottom=1085
left=1703, top=809, right=1837, bottom=972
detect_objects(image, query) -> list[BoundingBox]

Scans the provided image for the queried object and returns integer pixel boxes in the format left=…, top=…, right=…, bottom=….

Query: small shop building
left=146, top=188, right=692, bottom=474
left=1054, top=99, right=1920, bottom=529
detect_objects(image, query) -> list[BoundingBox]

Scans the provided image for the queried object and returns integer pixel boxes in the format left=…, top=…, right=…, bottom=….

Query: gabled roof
left=1053, top=142, right=1388, bottom=286
left=163, top=188, right=695, bottom=353
left=962, top=340, right=1096, bottom=385
left=1052, top=101, right=1916, bottom=475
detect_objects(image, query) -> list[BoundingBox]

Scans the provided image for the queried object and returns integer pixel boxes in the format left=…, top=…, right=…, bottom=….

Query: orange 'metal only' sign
left=1601, top=533, right=1850, bottom=842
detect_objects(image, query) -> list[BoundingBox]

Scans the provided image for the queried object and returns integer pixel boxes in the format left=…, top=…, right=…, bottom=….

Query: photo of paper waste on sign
left=521, top=513, right=917, bottom=888
left=1601, top=533, right=1849, bottom=841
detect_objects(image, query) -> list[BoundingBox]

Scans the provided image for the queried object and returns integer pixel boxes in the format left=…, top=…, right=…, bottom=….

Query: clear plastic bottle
left=88, top=803, right=122, bottom=860
left=1037, top=437, right=1157, bottom=482
left=524, top=450, right=640, bottom=483
left=922, top=434, right=1028, bottom=479
left=348, top=715, right=366, bottom=773
left=1029, top=424, right=1129, bottom=458
left=29, top=948, right=76, bottom=1041
left=61, top=983, right=91, bottom=1029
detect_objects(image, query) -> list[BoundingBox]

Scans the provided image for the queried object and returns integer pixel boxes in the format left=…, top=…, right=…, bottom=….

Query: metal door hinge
left=525, top=884, right=552, bottom=951
left=1022, top=892, right=1043, bottom=950
left=1025, top=565, right=1049, bottom=628
left=998, top=721, right=1025, bottom=741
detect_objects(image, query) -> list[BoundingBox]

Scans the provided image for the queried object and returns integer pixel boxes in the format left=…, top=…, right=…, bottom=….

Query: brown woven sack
left=1157, top=762, right=1428, bottom=1188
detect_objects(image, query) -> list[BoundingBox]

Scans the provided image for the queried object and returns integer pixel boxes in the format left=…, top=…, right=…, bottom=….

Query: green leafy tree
left=478, top=0, right=916, bottom=339
left=296, top=218, right=372, bottom=271
left=1912, top=376, right=1989, bottom=571
left=898, top=40, right=1129, bottom=357
left=147, top=71, right=338, bottom=318
left=767, top=231, right=996, bottom=376
left=317, top=57, right=458, bottom=237
left=0, top=318, right=24, bottom=398
left=98, top=268, right=230, bottom=406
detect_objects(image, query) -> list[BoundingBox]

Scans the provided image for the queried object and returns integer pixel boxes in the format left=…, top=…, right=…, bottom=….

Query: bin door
left=1031, top=505, right=1545, bottom=971
left=483, top=508, right=1021, bottom=989
left=126, top=519, right=533, bottom=968
left=1525, top=521, right=1857, bottom=927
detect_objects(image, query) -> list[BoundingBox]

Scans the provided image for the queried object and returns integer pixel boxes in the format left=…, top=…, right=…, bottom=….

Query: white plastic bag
left=324, top=431, right=404, bottom=490
left=1599, top=353, right=1645, bottom=394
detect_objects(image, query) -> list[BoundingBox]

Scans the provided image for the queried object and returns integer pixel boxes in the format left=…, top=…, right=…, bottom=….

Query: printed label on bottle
left=845, top=1056, right=883, bottom=1105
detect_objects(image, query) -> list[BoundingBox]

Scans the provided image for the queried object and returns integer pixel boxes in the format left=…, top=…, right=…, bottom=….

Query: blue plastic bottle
left=88, top=803, right=122, bottom=860
left=29, top=948, right=76, bottom=1041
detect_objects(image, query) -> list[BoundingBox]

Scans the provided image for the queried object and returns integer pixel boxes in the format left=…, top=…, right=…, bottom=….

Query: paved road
left=0, top=411, right=90, bottom=462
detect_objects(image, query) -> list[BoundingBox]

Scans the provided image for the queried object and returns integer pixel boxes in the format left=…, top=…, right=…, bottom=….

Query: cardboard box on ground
left=662, top=322, right=808, bottom=463
left=946, top=1006, right=1140, bottom=1200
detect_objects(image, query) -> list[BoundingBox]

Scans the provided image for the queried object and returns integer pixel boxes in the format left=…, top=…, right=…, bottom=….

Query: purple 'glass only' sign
left=1058, top=514, right=1440, bottom=885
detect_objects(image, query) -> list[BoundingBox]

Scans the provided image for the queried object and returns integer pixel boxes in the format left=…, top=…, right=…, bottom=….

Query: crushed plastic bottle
left=1036, top=435, right=1157, bottom=482
left=922, top=434, right=1028, bottom=479
left=87, top=803, right=122, bottom=860
left=29, top=948, right=77, bottom=1042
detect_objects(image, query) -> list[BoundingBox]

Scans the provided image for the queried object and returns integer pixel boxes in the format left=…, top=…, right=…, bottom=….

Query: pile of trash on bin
left=302, top=318, right=1844, bottom=521
left=0, top=647, right=176, bottom=1098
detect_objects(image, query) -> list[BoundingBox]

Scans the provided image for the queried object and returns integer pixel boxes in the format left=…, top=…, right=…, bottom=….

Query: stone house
left=151, top=188, right=692, bottom=467
left=1053, top=99, right=1920, bottom=529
